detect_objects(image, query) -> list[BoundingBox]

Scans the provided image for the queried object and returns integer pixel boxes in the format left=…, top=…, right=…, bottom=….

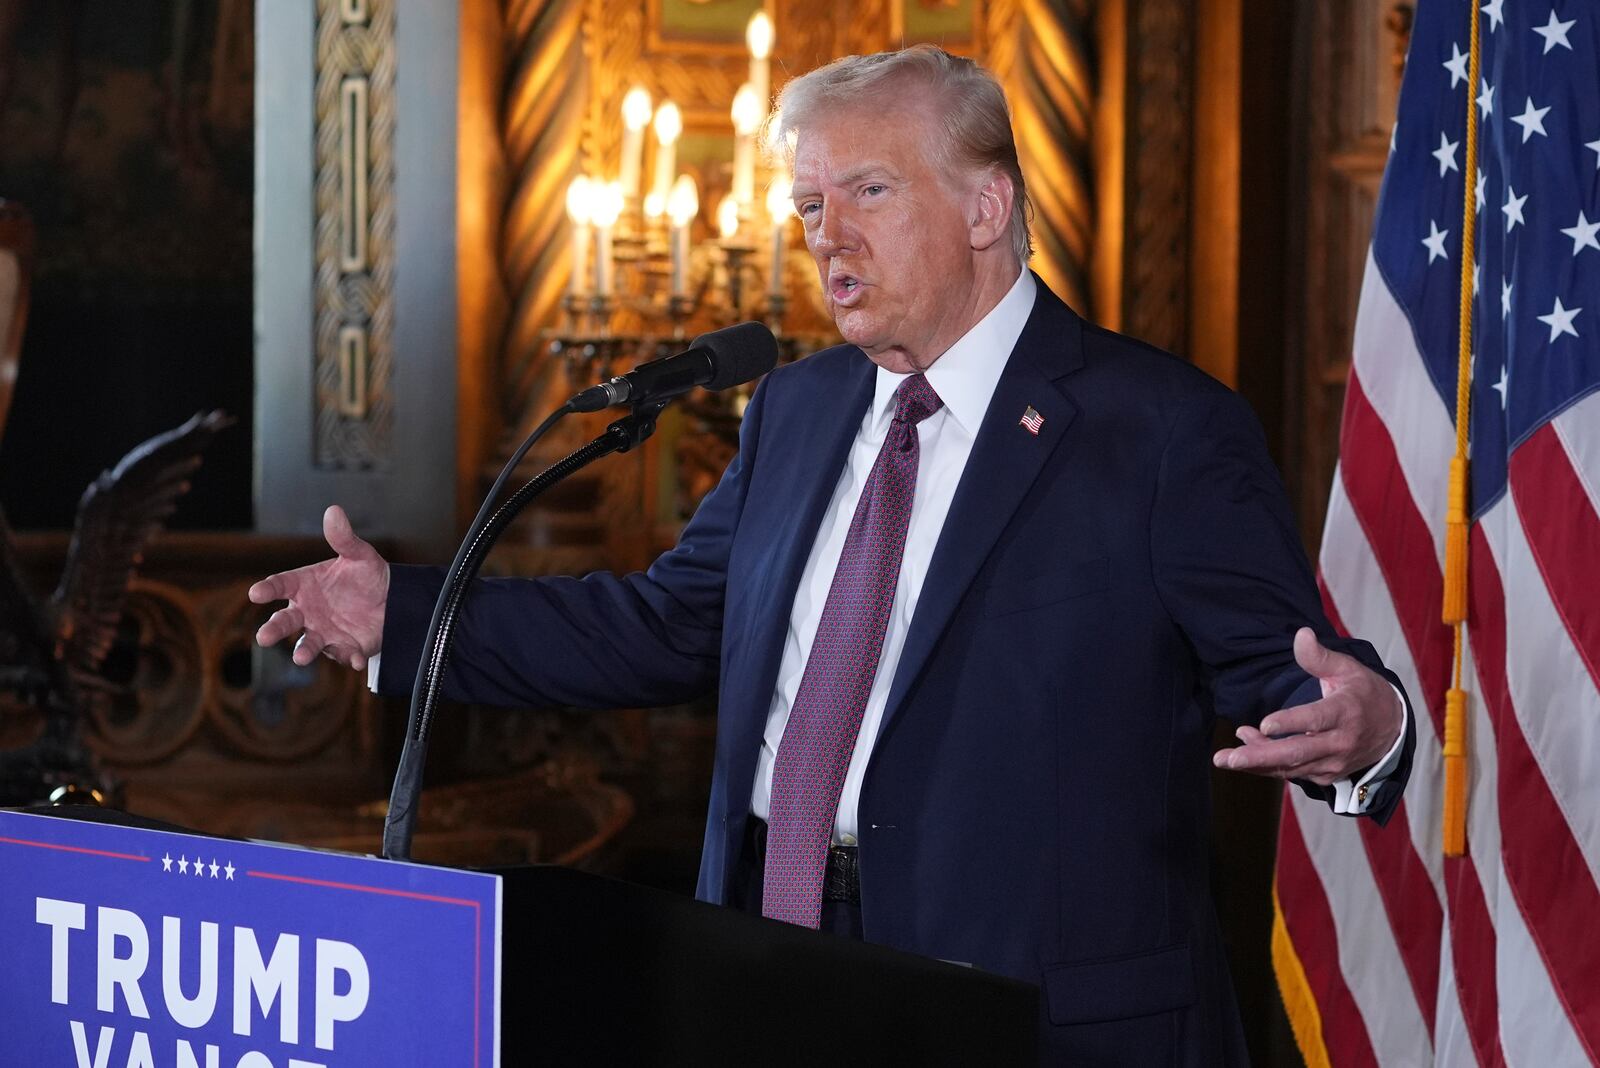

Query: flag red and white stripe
left=1271, top=2, right=1600, bottom=1061
left=1272, top=249, right=1600, bottom=1066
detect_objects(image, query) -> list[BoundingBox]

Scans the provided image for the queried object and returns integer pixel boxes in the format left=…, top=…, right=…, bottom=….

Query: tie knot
left=894, top=374, right=943, bottom=426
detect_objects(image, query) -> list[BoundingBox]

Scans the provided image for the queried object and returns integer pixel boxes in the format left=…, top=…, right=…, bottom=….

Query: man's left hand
left=1212, top=627, right=1402, bottom=786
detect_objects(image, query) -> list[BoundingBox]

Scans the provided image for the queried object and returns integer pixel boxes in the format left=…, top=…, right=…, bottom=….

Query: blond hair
left=771, top=45, right=1033, bottom=264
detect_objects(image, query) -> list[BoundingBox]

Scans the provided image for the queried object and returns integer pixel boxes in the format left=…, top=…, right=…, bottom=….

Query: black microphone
left=567, top=321, right=778, bottom=412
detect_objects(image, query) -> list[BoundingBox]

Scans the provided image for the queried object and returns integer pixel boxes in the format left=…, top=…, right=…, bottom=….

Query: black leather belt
left=747, top=817, right=861, bottom=905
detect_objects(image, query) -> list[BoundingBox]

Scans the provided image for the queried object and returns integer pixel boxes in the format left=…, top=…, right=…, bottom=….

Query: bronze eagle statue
left=0, top=409, right=230, bottom=805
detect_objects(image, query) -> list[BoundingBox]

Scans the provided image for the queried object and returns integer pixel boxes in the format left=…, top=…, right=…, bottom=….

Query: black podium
left=494, top=864, right=1039, bottom=1065
left=4, top=806, right=1037, bottom=1064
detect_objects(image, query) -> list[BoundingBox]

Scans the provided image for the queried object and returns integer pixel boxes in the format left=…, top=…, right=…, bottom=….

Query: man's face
left=790, top=100, right=983, bottom=373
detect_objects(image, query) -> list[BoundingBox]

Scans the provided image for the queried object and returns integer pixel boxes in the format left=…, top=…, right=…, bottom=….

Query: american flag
left=1019, top=405, right=1043, bottom=434
left=1272, top=2, right=1600, bottom=1066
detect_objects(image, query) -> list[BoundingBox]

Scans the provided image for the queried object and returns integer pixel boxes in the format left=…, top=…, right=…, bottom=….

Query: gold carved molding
left=80, top=579, right=367, bottom=766
left=313, top=0, right=396, bottom=468
left=1119, top=0, right=1191, bottom=353
left=1003, top=0, right=1093, bottom=313
left=6, top=534, right=375, bottom=770
left=500, top=0, right=588, bottom=426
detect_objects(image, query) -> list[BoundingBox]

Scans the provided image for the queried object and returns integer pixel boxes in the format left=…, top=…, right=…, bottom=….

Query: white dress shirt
left=750, top=270, right=1038, bottom=841
left=748, top=269, right=1405, bottom=841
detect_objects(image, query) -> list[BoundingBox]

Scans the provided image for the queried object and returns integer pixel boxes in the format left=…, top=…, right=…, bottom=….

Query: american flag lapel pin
left=1019, top=405, right=1044, bottom=435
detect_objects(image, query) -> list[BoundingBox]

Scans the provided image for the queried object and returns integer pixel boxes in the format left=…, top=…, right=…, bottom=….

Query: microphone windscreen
left=692, top=321, right=780, bottom=391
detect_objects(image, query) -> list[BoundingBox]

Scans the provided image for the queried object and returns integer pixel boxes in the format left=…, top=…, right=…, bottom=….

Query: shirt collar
left=868, top=269, right=1037, bottom=434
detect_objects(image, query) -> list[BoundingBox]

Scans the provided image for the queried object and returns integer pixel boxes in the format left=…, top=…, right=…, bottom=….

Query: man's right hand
left=249, top=505, right=390, bottom=671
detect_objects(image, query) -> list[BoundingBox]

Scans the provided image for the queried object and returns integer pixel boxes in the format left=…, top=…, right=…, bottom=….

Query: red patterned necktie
left=762, top=373, right=944, bottom=928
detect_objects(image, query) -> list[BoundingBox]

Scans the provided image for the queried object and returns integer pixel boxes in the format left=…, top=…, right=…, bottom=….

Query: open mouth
left=830, top=273, right=864, bottom=306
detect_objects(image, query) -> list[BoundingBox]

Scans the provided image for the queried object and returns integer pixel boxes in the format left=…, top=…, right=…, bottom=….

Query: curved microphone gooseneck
left=381, top=322, right=778, bottom=861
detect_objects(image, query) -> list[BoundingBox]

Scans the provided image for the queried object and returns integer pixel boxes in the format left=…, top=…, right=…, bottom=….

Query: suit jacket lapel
left=877, top=283, right=1085, bottom=745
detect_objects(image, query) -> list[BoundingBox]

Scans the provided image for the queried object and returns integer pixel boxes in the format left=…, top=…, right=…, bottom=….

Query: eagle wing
left=48, top=410, right=231, bottom=678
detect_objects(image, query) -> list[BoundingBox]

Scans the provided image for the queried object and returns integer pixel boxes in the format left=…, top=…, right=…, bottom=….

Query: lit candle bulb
left=717, top=193, right=740, bottom=240
left=565, top=175, right=593, bottom=298
left=731, top=83, right=762, bottom=209
left=619, top=86, right=653, bottom=200
left=765, top=170, right=792, bottom=300
left=667, top=174, right=699, bottom=299
left=590, top=180, right=624, bottom=298
left=746, top=12, right=773, bottom=113
left=651, top=102, right=682, bottom=204
left=643, top=189, right=666, bottom=221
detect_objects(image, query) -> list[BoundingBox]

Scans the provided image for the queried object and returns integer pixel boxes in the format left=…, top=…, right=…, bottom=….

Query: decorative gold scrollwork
left=314, top=0, right=395, bottom=469
left=81, top=580, right=207, bottom=765
left=206, top=583, right=366, bottom=762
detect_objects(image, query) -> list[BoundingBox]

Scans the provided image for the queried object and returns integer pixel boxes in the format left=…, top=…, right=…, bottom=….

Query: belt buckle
left=824, top=843, right=860, bottom=904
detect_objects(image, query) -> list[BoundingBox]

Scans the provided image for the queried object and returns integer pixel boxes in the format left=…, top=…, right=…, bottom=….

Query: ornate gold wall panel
left=1120, top=0, right=1191, bottom=354
left=501, top=0, right=588, bottom=425
left=81, top=579, right=366, bottom=765
left=1287, top=0, right=1407, bottom=548
left=1007, top=0, right=1093, bottom=313
left=10, top=535, right=374, bottom=770
left=314, top=0, right=396, bottom=468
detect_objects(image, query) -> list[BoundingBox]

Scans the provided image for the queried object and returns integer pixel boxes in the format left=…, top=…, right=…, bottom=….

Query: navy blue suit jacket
left=380, top=280, right=1414, bottom=1064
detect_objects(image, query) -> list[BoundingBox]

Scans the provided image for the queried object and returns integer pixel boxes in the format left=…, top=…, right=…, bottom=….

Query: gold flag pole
left=1441, top=2, right=1481, bottom=859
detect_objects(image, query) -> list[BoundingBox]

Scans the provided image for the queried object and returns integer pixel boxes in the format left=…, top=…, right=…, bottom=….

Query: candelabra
left=545, top=11, right=824, bottom=408
left=553, top=168, right=825, bottom=412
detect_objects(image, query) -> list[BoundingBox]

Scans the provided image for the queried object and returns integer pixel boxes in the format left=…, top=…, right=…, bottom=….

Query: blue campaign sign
left=0, top=809, right=501, bottom=1067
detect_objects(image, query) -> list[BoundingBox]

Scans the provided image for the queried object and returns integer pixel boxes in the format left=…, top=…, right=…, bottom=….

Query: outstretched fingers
left=293, top=629, right=328, bottom=667
left=255, top=606, right=304, bottom=648
left=1259, top=698, right=1338, bottom=737
left=1213, top=724, right=1348, bottom=785
left=247, top=573, right=290, bottom=605
left=284, top=626, right=368, bottom=668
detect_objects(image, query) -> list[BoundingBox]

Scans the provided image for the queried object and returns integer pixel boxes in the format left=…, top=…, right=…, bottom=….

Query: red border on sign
left=0, top=835, right=150, bottom=863
left=0, top=832, right=489, bottom=1067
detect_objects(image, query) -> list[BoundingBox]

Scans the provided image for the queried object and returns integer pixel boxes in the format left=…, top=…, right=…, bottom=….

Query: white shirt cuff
left=367, top=653, right=383, bottom=693
left=1331, top=682, right=1408, bottom=814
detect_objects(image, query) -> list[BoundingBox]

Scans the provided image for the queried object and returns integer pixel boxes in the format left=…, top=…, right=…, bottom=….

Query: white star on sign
left=209, top=859, right=220, bottom=878
left=1477, top=78, right=1495, bottom=119
left=1422, top=220, right=1451, bottom=263
left=224, top=861, right=236, bottom=881
left=1482, top=0, right=1505, bottom=32
left=1537, top=296, right=1581, bottom=342
left=1444, top=42, right=1470, bottom=87
left=177, top=855, right=189, bottom=874
left=1503, top=185, right=1528, bottom=231
left=192, top=860, right=204, bottom=878
left=162, top=853, right=173, bottom=872
left=1476, top=172, right=1487, bottom=213
left=1501, top=277, right=1513, bottom=317
left=1562, top=211, right=1600, bottom=256
left=1433, top=132, right=1461, bottom=176
left=1492, top=366, right=1508, bottom=407
left=1588, top=138, right=1600, bottom=169
left=1511, top=97, right=1552, bottom=143
left=1532, top=10, right=1576, bottom=53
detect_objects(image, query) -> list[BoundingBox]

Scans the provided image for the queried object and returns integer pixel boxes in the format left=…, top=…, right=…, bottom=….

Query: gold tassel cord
left=1440, top=3, right=1480, bottom=859
left=1271, top=884, right=1333, bottom=1068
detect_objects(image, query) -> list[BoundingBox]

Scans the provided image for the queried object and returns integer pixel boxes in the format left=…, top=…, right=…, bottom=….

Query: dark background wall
left=0, top=0, right=254, bottom=529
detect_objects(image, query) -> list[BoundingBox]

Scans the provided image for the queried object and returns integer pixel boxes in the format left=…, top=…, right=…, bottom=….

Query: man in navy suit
left=253, top=46, right=1411, bottom=1064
